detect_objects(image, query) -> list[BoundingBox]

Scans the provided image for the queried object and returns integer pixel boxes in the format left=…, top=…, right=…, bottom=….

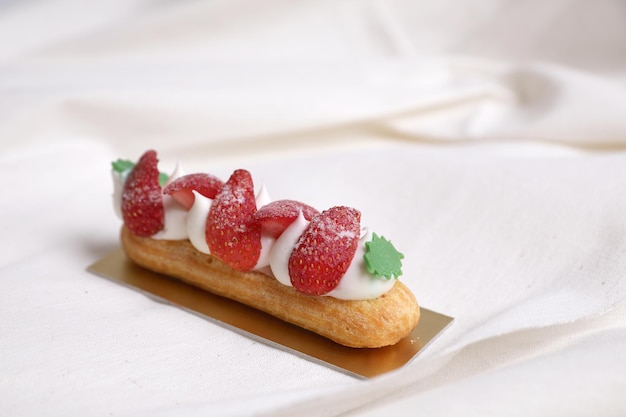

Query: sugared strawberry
left=254, top=199, right=319, bottom=238
left=205, top=169, right=261, bottom=271
left=163, top=173, right=224, bottom=209
left=121, top=150, right=164, bottom=236
left=288, top=206, right=361, bottom=295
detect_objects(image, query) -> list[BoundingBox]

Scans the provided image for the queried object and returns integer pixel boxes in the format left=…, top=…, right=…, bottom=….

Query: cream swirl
left=186, top=191, right=212, bottom=254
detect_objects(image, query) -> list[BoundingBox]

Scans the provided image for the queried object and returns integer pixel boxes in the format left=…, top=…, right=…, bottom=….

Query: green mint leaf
left=111, top=159, right=135, bottom=174
left=159, top=172, right=169, bottom=186
left=363, top=233, right=404, bottom=280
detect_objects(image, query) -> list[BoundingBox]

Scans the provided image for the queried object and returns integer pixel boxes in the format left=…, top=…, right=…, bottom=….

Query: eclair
left=112, top=150, right=420, bottom=348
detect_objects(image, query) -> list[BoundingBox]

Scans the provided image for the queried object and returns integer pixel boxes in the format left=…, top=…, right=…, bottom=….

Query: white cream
left=187, top=191, right=212, bottom=254
left=254, top=182, right=274, bottom=270
left=255, top=182, right=272, bottom=207
left=151, top=195, right=189, bottom=240
left=268, top=211, right=308, bottom=287
left=153, top=162, right=188, bottom=240
left=111, top=170, right=125, bottom=220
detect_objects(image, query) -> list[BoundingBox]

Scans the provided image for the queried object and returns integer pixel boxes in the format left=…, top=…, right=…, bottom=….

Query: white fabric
left=2, top=0, right=626, bottom=416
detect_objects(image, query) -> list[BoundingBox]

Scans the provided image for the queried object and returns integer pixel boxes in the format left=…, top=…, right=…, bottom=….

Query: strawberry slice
left=254, top=199, right=319, bottom=238
left=206, top=169, right=261, bottom=271
left=121, top=150, right=164, bottom=236
left=163, top=173, right=224, bottom=209
left=288, top=206, right=361, bottom=295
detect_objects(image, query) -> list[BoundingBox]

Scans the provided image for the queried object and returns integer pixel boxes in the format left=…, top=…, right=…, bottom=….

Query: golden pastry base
left=88, top=249, right=453, bottom=379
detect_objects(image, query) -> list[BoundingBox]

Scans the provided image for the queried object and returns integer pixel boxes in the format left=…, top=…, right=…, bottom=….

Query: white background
left=1, top=1, right=626, bottom=416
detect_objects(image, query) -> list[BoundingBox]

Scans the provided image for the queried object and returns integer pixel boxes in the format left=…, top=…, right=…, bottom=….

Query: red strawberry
left=205, top=169, right=261, bottom=271
left=254, top=199, right=319, bottom=238
left=288, top=206, right=361, bottom=295
left=163, top=173, right=224, bottom=209
left=121, top=150, right=164, bottom=236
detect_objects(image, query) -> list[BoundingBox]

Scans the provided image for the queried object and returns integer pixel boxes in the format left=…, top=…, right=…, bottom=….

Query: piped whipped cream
left=152, top=163, right=188, bottom=240
left=269, top=211, right=309, bottom=287
left=254, top=183, right=274, bottom=271
left=187, top=191, right=212, bottom=254
left=113, top=165, right=396, bottom=300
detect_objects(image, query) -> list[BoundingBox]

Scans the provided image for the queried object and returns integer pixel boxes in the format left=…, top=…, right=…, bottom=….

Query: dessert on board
left=112, top=150, right=420, bottom=348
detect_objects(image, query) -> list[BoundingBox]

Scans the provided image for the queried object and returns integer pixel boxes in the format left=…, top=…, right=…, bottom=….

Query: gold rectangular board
left=88, top=249, right=454, bottom=379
